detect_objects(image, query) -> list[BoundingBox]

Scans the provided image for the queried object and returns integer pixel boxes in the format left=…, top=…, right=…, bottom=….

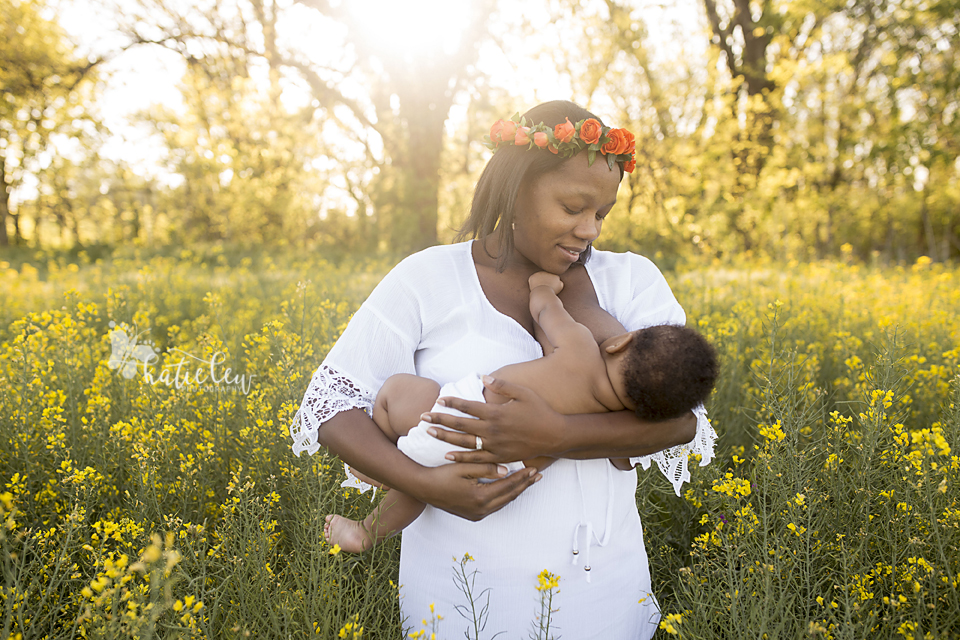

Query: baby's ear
left=604, top=332, right=634, bottom=354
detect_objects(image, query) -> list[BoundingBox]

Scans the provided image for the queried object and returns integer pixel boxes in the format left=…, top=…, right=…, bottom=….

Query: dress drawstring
left=570, top=460, right=615, bottom=583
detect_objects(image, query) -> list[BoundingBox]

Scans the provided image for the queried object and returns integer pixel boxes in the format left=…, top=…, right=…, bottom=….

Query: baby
left=325, top=271, right=718, bottom=552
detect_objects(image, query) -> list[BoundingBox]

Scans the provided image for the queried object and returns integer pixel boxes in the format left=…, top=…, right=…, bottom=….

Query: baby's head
left=603, top=325, right=718, bottom=421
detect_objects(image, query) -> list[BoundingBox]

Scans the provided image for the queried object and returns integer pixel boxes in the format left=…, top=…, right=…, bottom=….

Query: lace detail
left=634, top=403, right=717, bottom=497
left=290, top=364, right=375, bottom=457
left=342, top=464, right=378, bottom=497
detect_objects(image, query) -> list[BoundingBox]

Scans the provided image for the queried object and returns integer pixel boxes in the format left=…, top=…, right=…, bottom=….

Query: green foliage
left=7, top=1, right=959, bottom=261
left=548, top=0, right=960, bottom=263
left=0, top=0, right=99, bottom=247
left=144, top=64, right=332, bottom=249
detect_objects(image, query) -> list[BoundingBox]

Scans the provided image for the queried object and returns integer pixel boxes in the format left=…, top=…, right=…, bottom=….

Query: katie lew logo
left=107, top=321, right=256, bottom=394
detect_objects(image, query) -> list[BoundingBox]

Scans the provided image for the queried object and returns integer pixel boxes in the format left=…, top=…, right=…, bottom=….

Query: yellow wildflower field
left=0, top=248, right=956, bottom=638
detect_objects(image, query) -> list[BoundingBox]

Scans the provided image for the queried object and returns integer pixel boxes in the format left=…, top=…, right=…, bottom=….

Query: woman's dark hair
left=457, top=100, right=625, bottom=272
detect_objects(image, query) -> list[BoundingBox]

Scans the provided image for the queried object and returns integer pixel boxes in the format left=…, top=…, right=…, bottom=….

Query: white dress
left=290, top=241, right=716, bottom=639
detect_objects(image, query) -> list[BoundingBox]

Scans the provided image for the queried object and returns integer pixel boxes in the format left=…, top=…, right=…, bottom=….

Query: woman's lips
left=558, top=245, right=583, bottom=261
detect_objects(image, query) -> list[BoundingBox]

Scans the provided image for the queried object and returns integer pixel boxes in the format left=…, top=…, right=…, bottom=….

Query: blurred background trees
left=1, top=0, right=100, bottom=247
left=2, top=0, right=958, bottom=262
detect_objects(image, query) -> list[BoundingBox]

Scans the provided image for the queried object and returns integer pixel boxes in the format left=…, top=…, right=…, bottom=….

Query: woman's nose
left=574, top=214, right=602, bottom=242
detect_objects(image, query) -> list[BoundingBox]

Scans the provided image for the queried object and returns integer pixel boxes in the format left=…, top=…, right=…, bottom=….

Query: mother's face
left=513, top=152, right=622, bottom=274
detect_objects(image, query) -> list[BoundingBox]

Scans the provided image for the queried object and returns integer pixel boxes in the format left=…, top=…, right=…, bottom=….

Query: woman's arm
left=318, top=406, right=541, bottom=521
left=423, top=376, right=696, bottom=465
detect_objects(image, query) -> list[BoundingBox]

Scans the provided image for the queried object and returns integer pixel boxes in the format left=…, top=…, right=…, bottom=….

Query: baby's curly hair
left=621, top=324, right=718, bottom=421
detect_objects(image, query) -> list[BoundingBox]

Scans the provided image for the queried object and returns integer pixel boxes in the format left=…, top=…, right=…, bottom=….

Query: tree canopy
left=3, top=0, right=959, bottom=262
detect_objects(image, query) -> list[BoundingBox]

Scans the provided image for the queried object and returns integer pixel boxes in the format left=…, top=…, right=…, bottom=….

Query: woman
left=290, top=100, right=715, bottom=638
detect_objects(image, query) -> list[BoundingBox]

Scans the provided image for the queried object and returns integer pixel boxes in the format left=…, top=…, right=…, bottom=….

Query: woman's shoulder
left=379, top=242, right=472, bottom=286
left=587, top=247, right=668, bottom=290
left=588, top=247, right=685, bottom=326
left=391, top=241, right=470, bottom=271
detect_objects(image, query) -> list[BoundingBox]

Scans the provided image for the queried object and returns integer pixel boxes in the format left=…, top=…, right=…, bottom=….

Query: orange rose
left=601, top=128, right=630, bottom=155
left=623, top=158, right=636, bottom=173
left=533, top=131, right=549, bottom=148
left=490, top=119, right=518, bottom=143
left=622, top=129, right=636, bottom=155
left=579, top=119, right=602, bottom=145
left=554, top=117, right=576, bottom=144
left=515, top=126, right=531, bottom=145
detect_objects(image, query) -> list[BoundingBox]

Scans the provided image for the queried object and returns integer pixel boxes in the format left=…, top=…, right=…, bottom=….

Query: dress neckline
left=462, top=240, right=605, bottom=344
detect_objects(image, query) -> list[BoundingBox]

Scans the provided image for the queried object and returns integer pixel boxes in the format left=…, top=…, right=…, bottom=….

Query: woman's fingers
left=480, top=375, right=531, bottom=400
left=476, top=468, right=542, bottom=514
left=431, top=395, right=494, bottom=419
left=427, top=425, right=484, bottom=447
left=464, top=462, right=516, bottom=480
left=425, top=464, right=540, bottom=521
left=444, top=448, right=499, bottom=464
left=428, top=427, right=513, bottom=463
left=425, top=378, right=562, bottom=462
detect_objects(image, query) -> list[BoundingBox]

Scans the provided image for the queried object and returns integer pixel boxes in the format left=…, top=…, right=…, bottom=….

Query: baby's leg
left=373, top=374, right=442, bottom=441
left=326, top=374, right=439, bottom=552
left=325, top=489, right=426, bottom=552
left=348, top=374, right=442, bottom=489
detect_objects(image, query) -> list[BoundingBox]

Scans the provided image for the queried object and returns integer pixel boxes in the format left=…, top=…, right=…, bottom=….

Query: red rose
left=533, top=131, right=549, bottom=148
left=601, top=128, right=630, bottom=155
left=490, top=119, right=518, bottom=143
left=623, top=158, right=636, bottom=173
left=579, top=119, right=602, bottom=145
left=515, top=126, right=531, bottom=145
left=554, top=117, right=576, bottom=144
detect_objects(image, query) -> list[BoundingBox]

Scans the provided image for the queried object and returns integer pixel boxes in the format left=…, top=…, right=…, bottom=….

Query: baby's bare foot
left=324, top=514, right=373, bottom=553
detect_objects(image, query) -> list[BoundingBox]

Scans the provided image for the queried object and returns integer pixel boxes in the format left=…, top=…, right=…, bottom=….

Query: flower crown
left=484, top=113, right=636, bottom=173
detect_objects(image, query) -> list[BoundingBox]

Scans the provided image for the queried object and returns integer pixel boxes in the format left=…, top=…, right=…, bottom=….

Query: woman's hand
left=320, top=408, right=540, bottom=521
left=422, top=377, right=701, bottom=463
left=413, top=463, right=541, bottom=522
left=422, top=376, right=566, bottom=464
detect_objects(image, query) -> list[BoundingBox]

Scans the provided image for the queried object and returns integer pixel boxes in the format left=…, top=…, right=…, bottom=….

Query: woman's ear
left=604, top=332, right=634, bottom=354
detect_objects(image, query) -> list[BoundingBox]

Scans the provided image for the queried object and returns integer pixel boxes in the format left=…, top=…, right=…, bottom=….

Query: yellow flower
left=329, top=543, right=342, bottom=556
left=536, top=569, right=560, bottom=592
left=659, top=613, right=683, bottom=635
left=758, top=420, right=785, bottom=443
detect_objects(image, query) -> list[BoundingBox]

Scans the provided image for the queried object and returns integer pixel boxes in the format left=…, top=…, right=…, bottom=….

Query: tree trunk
left=921, top=190, right=938, bottom=261
left=0, top=159, right=9, bottom=247
left=703, top=0, right=776, bottom=177
left=393, top=94, right=444, bottom=252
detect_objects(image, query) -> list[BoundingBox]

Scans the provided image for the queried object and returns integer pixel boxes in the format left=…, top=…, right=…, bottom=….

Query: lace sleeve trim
left=290, top=364, right=376, bottom=457
left=631, top=403, right=717, bottom=497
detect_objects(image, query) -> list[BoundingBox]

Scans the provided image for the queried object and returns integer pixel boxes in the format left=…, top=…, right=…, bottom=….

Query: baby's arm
left=527, top=273, right=634, bottom=473
left=527, top=272, right=596, bottom=351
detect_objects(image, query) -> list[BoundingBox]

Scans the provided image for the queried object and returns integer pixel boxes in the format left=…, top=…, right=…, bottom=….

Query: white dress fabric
left=397, top=373, right=526, bottom=474
left=290, top=241, right=716, bottom=639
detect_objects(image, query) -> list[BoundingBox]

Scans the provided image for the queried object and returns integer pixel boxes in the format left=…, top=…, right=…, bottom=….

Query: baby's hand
left=528, top=271, right=563, bottom=295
